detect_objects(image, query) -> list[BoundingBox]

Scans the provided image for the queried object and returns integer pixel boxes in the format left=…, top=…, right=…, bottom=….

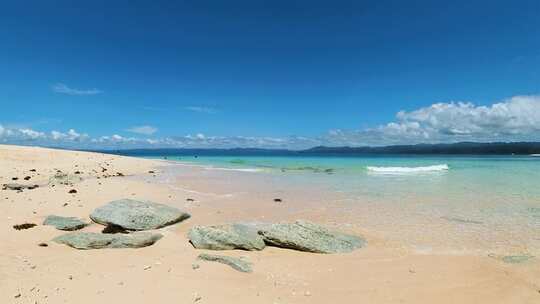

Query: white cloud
left=325, top=95, right=540, bottom=145
left=185, top=106, right=217, bottom=114
left=50, top=131, right=63, bottom=140
left=17, top=129, right=46, bottom=140
left=185, top=133, right=205, bottom=140
left=50, top=129, right=88, bottom=141
left=0, top=126, right=45, bottom=142
left=127, top=125, right=158, bottom=135
left=2, top=95, right=540, bottom=149
left=52, top=83, right=102, bottom=96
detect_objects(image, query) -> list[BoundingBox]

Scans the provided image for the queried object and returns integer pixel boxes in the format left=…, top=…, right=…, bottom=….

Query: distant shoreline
left=92, top=141, right=540, bottom=156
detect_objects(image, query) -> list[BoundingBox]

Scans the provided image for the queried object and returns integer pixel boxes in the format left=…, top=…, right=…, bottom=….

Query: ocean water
left=157, top=155, right=540, bottom=202
left=143, top=154, right=540, bottom=254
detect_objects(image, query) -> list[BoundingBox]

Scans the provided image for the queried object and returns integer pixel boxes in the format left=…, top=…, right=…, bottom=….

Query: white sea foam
left=164, top=161, right=261, bottom=172
left=366, top=164, right=449, bottom=174
left=203, top=166, right=261, bottom=172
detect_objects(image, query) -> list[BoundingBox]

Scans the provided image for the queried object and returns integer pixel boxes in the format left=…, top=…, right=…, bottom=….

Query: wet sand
left=1, top=145, right=538, bottom=303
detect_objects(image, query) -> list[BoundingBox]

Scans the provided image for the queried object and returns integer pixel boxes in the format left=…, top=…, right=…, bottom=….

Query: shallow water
left=144, top=155, right=540, bottom=255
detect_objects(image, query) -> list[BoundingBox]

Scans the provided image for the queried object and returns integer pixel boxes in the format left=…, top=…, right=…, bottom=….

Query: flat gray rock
left=198, top=253, right=252, bottom=273
left=188, top=223, right=265, bottom=251
left=53, top=232, right=163, bottom=249
left=90, top=199, right=190, bottom=230
left=43, top=215, right=88, bottom=231
left=258, top=220, right=366, bottom=254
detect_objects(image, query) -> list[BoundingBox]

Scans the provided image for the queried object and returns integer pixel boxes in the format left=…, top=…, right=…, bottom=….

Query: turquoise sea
left=141, top=154, right=540, bottom=253
left=160, top=155, right=540, bottom=205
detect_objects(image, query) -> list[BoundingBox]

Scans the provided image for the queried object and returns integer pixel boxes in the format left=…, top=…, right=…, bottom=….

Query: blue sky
left=1, top=0, right=539, bottom=149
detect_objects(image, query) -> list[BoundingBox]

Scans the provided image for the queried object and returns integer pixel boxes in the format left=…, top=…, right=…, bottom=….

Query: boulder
left=197, top=253, right=252, bottom=273
left=258, top=220, right=366, bottom=254
left=90, top=199, right=190, bottom=230
left=43, top=215, right=88, bottom=231
left=188, top=223, right=265, bottom=251
left=53, top=232, right=163, bottom=249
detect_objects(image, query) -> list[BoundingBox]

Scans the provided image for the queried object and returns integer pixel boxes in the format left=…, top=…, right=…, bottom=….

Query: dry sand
left=1, top=144, right=538, bottom=303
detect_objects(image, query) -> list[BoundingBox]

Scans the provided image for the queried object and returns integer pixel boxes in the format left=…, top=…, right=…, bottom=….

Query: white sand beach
left=1, top=145, right=539, bottom=304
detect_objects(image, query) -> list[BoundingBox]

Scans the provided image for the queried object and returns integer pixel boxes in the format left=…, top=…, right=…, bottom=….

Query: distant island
left=100, top=142, right=540, bottom=156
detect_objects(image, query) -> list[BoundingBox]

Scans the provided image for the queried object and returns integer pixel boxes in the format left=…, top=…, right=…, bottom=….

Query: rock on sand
left=53, top=232, right=163, bottom=249
left=258, top=220, right=366, bottom=253
left=90, top=199, right=190, bottom=230
left=197, top=253, right=252, bottom=273
left=43, top=215, right=88, bottom=231
left=188, top=223, right=265, bottom=251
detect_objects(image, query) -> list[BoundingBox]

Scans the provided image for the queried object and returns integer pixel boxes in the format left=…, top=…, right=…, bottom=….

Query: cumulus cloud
left=325, top=95, right=540, bottom=145
left=2, top=95, right=540, bottom=149
left=395, top=95, right=540, bottom=136
left=18, top=129, right=46, bottom=140
left=126, top=125, right=158, bottom=135
left=0, top=126, right=46, bottom=142
left=50, top=129, right=88, bottom=141
left=185, top=106, right=218, bottom=114
left=52, top=83, right=102, bottom=95
left=93, top=134, right=136, bottom=144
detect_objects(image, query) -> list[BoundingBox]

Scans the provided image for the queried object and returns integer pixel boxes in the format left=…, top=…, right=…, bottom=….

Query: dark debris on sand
left=13, top=223, right=37, bottom=230
left=102, top=224, right=129, bottom=234
left=2, top=183, right=39, bottom=191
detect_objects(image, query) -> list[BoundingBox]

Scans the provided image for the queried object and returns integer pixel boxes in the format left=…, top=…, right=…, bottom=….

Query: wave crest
left=366, top=164, right=449, bottom=174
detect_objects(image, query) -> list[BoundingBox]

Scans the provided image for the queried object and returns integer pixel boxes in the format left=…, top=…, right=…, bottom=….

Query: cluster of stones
left=44, top=199, right=366, bottom=272
left=49, top=199, right=190, bottom=249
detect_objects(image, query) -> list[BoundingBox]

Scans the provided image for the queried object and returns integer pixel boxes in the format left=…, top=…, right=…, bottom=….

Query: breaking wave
left=366, top=164, right=449, bottom=174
